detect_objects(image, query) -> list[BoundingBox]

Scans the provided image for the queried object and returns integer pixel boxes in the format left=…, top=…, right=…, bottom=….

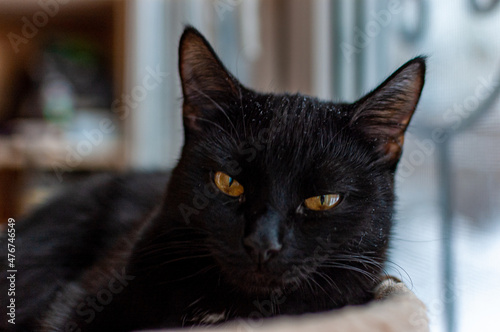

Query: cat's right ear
left=350, top=57, right=426, bottom=169
left=178, top=26, right=241, bottom=131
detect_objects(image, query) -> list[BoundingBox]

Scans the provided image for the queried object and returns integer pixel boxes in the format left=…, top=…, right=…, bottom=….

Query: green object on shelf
left=41, top=78, right=74, bottom=125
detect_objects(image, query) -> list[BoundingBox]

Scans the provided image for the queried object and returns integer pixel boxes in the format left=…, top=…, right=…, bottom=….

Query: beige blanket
left=159, top=278, right=429, bottom=332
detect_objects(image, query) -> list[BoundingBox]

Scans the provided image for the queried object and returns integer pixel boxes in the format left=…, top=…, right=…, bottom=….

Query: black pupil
left=320, top=195, right=325, bottom=205
left=228, top=177, right=234, bottom=187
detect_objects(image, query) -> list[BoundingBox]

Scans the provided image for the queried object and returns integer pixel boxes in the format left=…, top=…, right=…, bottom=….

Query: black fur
left=0, top=27, right=425, bottom=331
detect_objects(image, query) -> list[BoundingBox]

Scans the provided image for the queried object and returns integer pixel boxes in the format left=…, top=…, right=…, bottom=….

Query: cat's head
left=165, top=27, right=425, bottom=302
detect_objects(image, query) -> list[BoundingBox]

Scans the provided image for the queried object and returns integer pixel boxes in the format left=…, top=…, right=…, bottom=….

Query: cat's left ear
left=178, top=26, right=241, bottom=131
left=351, top=57, right=426, bottom=167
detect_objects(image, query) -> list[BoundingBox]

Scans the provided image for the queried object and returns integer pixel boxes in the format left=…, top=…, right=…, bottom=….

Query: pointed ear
left=178, top=26, right=240, bottom=130
left=351, top=57, right=426, bottom=167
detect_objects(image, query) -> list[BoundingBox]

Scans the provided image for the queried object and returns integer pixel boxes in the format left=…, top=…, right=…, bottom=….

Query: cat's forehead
left=244, top=93, right=345, bottom=135
left=241, top=93, right=349, bottom=152
left=197, top=91, right=365, bottom=183
left=218, top=93, right=357, bottom=177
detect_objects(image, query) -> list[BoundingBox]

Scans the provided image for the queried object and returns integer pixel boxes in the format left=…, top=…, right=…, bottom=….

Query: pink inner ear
left=182, top=104, right=202, bottom=131
left=349, top=58, right=425, bottom=165
left=383, top=135, right=405, bottom=162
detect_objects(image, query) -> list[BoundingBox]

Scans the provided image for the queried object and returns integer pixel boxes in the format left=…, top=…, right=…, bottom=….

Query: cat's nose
left=243, top=236, right=282, bottom=264
left=243, top=209, right=283, bottom=265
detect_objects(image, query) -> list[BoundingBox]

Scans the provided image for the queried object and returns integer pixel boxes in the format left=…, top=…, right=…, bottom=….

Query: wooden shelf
left=0, top=0, right=127, bottom=219
left=0, top=135, right=123, bottom=171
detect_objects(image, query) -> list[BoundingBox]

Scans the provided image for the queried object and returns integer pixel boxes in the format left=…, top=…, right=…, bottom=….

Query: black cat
left=0, top=27, right=425, bottom=331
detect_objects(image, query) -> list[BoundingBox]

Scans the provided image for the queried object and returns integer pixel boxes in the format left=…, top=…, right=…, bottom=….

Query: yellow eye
left=304, top=194, right=341, bottom=211
left=214, top=172, right=244, bottom=197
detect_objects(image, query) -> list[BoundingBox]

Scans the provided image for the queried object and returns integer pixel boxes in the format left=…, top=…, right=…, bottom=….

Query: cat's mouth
left=222, top=263, right=307, bottom=295
left=236, top=273, right=288, bottom=295
left=211, top=247, right=312, bottom=295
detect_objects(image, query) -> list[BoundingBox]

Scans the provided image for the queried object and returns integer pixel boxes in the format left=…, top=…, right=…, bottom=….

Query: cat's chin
left=233, top=275, right=288, bottom=296
left=223, top=267, right=304, bottom=296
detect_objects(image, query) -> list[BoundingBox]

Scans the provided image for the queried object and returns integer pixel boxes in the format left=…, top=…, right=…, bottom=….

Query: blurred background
left=0, top=0, right=499, bottom=331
